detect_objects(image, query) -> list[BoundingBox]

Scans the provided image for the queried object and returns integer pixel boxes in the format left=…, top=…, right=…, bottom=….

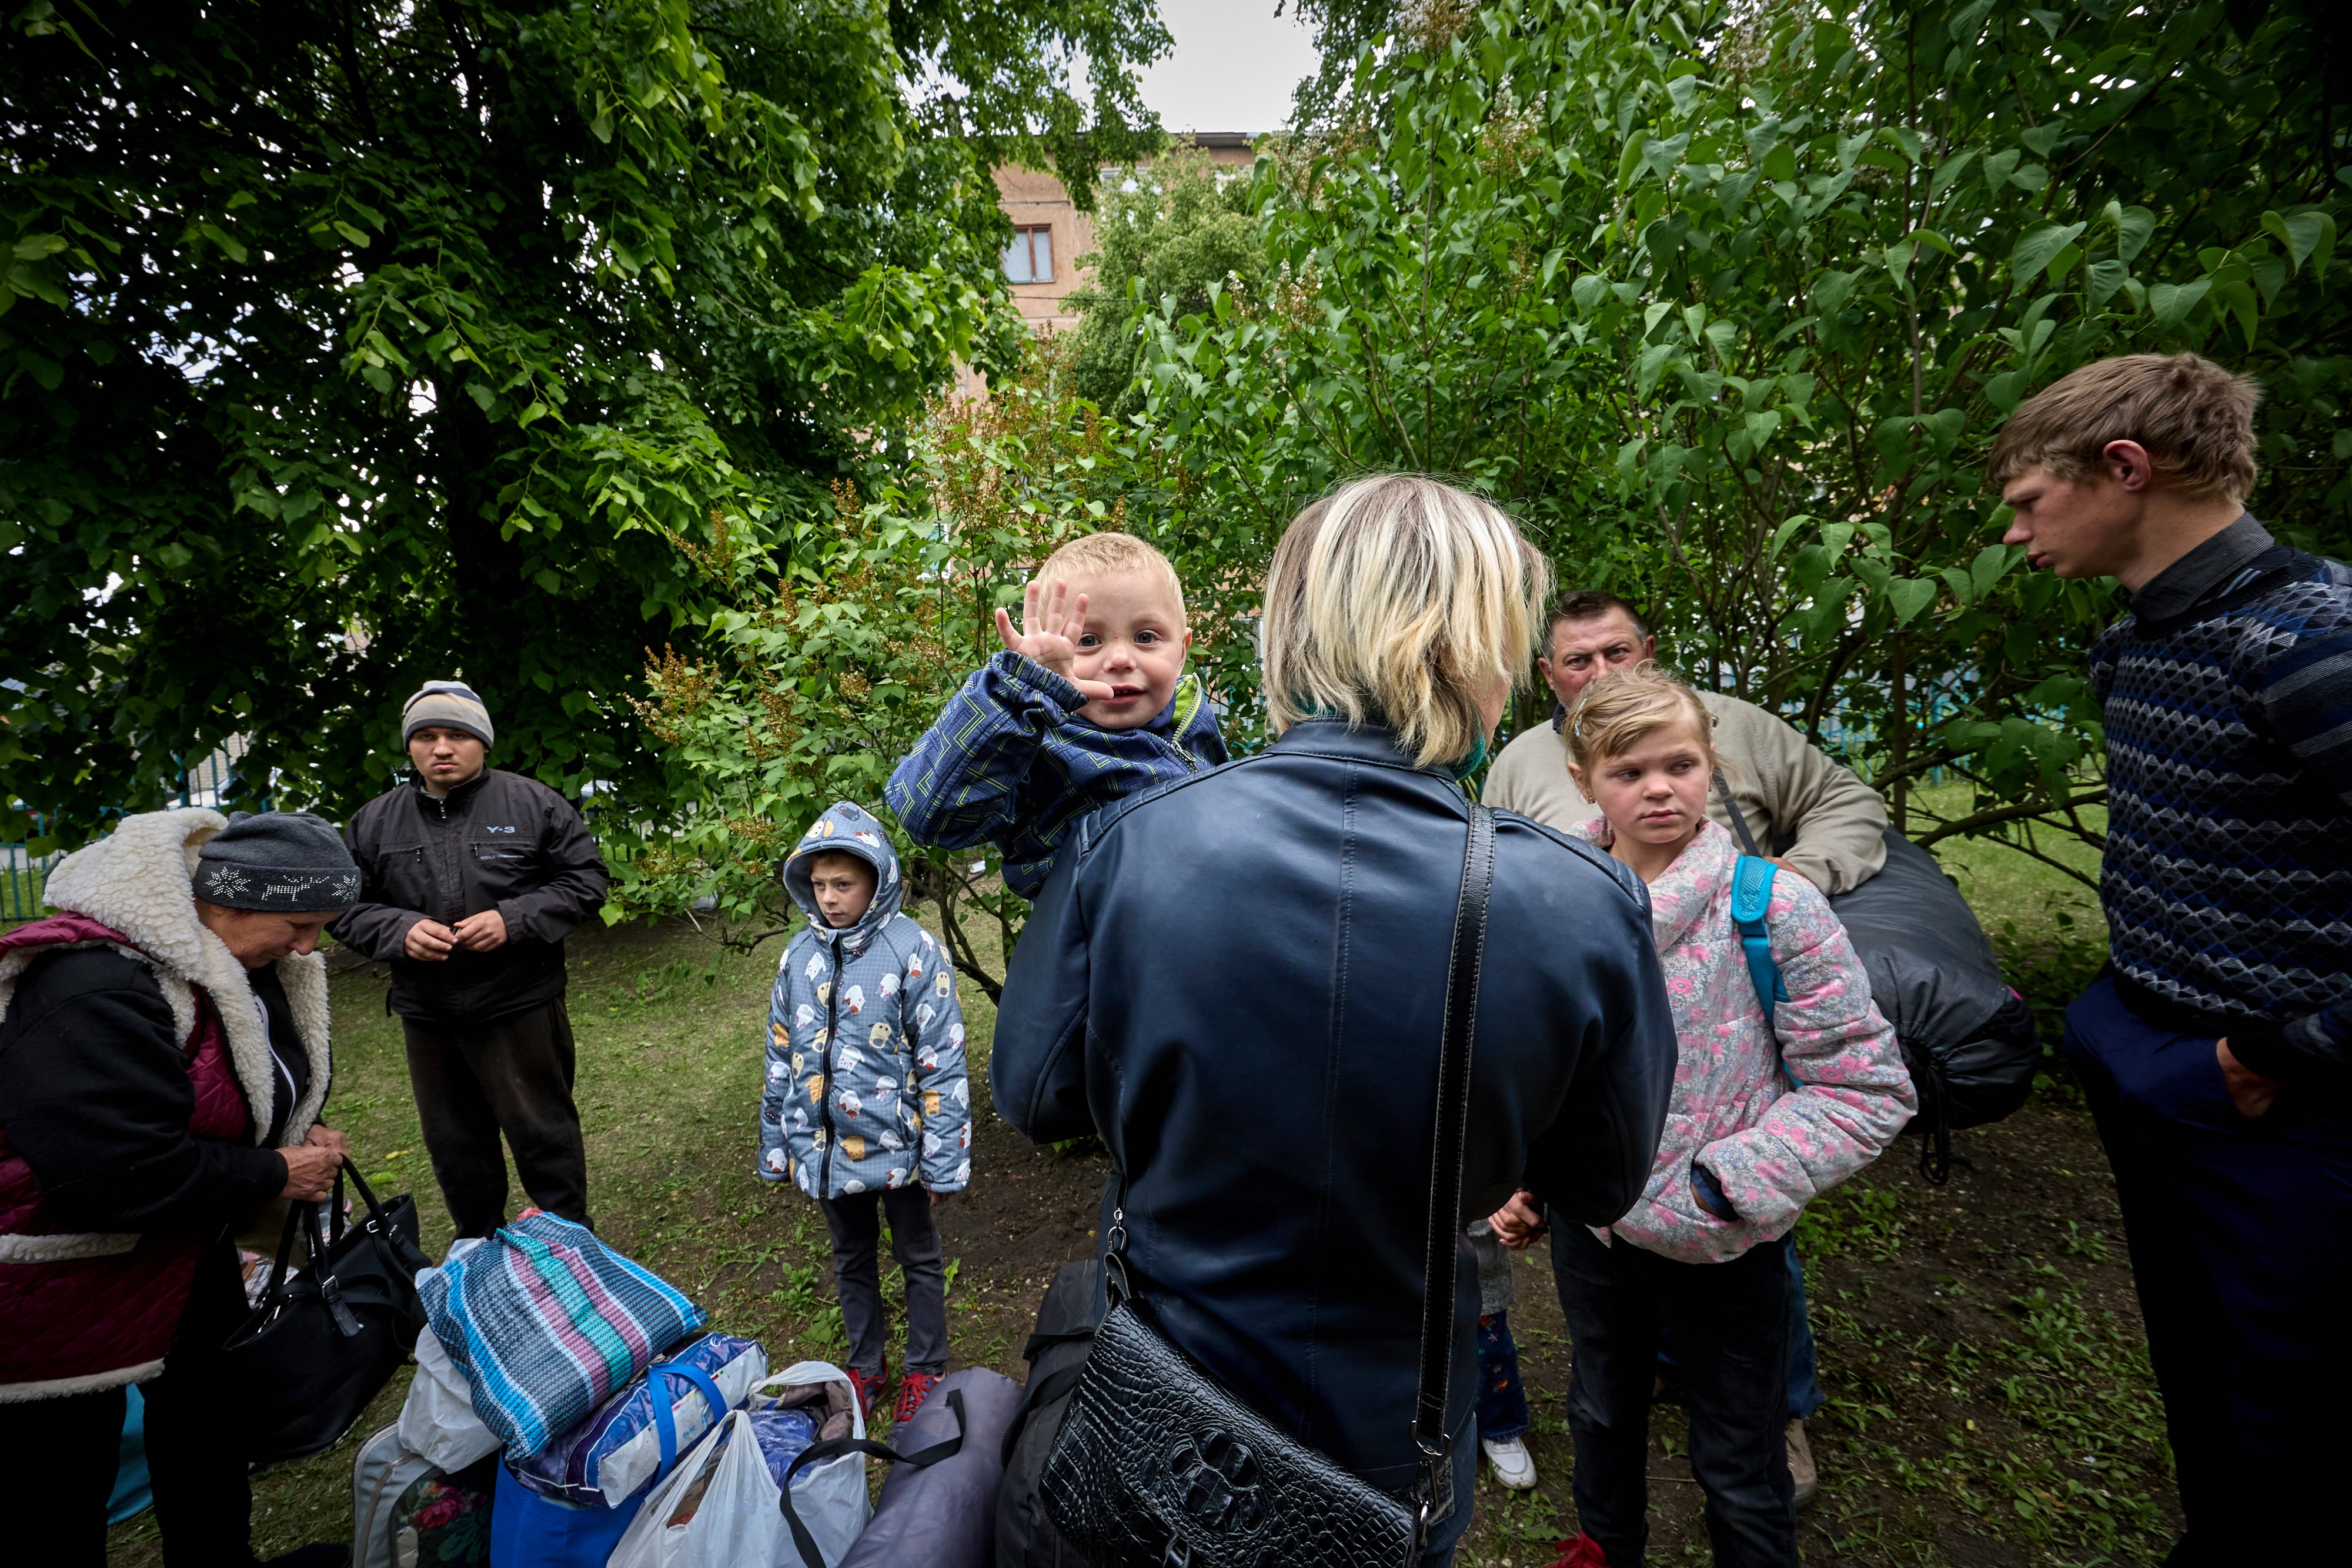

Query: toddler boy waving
left=887, top=533, right=1227, bottom=896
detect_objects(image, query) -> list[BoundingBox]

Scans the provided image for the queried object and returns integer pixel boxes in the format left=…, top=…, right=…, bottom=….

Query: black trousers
left=816, top=1186, right=949, bottom=1376
left=0, top=1241, right=260, bottom=1567
left=2066, top=977, right=2352, bottom=1564
left=1555, top=1225, right=1798, bottom=1568
left=403, top=997, right=590, bottom=1237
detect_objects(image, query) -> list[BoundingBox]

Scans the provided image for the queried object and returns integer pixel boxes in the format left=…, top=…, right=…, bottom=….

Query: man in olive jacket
left=1484, top=590, right=1888, bottom=893
left=332, top=681, right=610, bottom=1235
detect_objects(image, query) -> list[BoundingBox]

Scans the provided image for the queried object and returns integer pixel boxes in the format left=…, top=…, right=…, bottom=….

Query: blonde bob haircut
left=1262, top=474, right=1552, bottom=769
left=1563, top=662, right=1718, bottom=777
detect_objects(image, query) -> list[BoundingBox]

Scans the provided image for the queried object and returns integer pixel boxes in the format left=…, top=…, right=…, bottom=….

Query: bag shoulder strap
left=1408, top=801, right=1496, bottom=1523
left=1729, top=853, right=1786, bottom=1021
left=781, top=1386, right=965, bottom=1567
left=1711, top=767, right=1767, bottom=858
left=646, top=1360, right=731, bottom=1477
left=1729, top=854, right=1807, bottom=1094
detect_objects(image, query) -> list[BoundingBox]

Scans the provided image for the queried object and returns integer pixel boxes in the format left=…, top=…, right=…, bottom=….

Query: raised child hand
left=995, top=579, right=1117, bottom=703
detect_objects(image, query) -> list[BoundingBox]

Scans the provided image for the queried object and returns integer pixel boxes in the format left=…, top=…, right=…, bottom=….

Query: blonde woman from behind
left=992, top=474, right=1679, bottom=1564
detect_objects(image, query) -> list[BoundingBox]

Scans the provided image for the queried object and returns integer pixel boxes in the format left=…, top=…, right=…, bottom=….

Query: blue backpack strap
left=646, top=1360, right=731, bottom=1479
left=1730, top=854, right=1786, bottom=1019
left=1730, top=855, right=1802, bottom=1091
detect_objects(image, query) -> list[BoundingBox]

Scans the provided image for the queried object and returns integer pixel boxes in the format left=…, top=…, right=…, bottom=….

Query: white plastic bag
left=607, top=1360, right=867, bottom=1568
left=396, top=1241, right=499, bottom=1472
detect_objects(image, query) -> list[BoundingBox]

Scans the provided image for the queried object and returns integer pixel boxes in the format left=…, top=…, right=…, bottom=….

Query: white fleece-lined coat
left=0, top=808, right=332, bottom=1400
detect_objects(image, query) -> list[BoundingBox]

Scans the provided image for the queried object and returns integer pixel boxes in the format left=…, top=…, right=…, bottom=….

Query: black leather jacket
left=332, top=769, right=610, bottom=1022
left=993, top=720, right=1676, bottom=1486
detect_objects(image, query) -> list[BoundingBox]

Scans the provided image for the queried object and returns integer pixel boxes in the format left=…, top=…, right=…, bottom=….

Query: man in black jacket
left=332, top=681, right=610, bottom=1236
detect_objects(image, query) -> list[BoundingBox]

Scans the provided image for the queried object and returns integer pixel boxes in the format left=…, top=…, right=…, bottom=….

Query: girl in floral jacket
left=1522, top=665, right=1913, bottom=1568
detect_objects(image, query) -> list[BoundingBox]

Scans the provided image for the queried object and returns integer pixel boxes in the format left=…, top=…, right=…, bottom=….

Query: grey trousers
left=818, top=1185, right=949, bottom=1376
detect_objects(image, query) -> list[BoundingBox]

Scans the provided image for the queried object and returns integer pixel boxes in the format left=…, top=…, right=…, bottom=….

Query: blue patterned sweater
left=2090, top=514, right=2352, bottom=1089
left=885, top=651, right=1229, bottom=898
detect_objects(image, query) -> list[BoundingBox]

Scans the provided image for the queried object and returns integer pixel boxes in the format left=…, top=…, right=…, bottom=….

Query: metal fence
left=2, top=743, right=256, bottom=922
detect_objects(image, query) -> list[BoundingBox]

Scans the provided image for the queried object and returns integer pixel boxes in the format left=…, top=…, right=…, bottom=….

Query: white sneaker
left=1785, top=1417, right=1819, bottom=1507
left=1481, top=1435, right=1538, bottom=1490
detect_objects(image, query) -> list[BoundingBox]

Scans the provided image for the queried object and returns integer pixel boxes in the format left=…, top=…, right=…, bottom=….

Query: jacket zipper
left=817, top=932, right=845, bottom=1195
left=1161, top=677, right=1209, bottom=774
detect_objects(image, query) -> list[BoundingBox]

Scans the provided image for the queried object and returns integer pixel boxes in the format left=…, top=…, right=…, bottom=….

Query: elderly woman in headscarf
left=0, top=808, right=364, bottom=1568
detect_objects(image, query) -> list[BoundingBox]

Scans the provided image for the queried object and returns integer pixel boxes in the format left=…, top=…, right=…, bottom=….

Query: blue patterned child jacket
left=761, top=801, right=971, bottom=1198
left=886, top=651, right=1229, bottom=898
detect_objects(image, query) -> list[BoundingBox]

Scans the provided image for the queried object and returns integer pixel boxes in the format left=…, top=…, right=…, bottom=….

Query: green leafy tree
left=1067, top=145, right=1268, bottom=415
left=619, top=339, right=1129, bottom=994
left=1115, top=0, right=2351, bottom=875
left=1, top=0, right=1167, bottom=847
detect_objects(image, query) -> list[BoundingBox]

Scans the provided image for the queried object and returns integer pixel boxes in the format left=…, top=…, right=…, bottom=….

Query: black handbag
left=222, top=1158, right=432, bottom=1465
left=1038, top=803, right=1496, bottom=1567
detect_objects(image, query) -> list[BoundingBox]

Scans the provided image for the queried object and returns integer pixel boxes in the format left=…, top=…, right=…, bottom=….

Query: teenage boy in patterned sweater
left=1993, top=352, right=2351, bottom=1566
left=887, top=533, right=1227, bottom=898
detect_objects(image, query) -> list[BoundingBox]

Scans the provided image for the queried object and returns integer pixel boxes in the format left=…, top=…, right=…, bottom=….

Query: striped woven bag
left=419, top=1212, right=705, bottom=1462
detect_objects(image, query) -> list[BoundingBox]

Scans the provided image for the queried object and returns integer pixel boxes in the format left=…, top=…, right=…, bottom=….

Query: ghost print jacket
left=761, top=801, right=971, bottom=1199
left=1569, top=817, right=1915, bottom=1265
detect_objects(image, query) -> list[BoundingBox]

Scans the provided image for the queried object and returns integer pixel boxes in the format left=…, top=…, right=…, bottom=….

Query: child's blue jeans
left=1475, top=1312, right=1530, bottom=1442
left=1659, top=1241, right=1825, bottom=1420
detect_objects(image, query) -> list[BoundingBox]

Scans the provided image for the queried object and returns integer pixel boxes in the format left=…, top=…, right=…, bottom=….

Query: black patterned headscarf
left=194, top=812, right=362, bottom=912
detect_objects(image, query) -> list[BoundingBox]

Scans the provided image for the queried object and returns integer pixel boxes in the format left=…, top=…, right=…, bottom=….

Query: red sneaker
left=845, top=1365, right=886, bottom=1420
left=1548, top=1537, right=1615, bottom=1568
left=893, top=1369, right=943, bottom=1426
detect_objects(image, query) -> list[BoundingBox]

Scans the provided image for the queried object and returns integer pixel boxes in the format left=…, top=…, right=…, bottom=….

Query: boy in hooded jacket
left=762, top=800, right=971, bottom=1425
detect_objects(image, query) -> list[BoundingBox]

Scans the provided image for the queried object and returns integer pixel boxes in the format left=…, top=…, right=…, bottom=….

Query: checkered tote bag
left=419, top=1213, right=705, bottom=1462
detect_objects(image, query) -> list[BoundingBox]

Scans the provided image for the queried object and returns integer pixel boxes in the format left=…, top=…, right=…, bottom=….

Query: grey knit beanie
left=195, top=811, right=362, bottom=912
left=402, top=680, right=495, bottom=748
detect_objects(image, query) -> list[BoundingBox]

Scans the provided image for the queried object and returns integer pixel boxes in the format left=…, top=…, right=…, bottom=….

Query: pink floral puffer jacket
left=1568, top=817, right=1916, bottom=1265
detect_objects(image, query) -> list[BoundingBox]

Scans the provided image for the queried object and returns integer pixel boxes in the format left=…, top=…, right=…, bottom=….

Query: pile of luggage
left=352, top=1212, right=1024, bottom=1568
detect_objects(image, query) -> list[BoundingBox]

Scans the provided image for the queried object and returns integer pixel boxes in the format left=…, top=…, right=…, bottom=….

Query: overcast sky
left=1134, top=0, right=1322, bottom=134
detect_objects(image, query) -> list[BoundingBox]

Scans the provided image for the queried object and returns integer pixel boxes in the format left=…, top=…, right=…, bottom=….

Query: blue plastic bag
left=108, top=1385, right=152, bottom=1524
left=489, top=1462, right=644, bottom=1568
left=510, top=1335, right=764, bottom=1507
left=749, top=1408, right=818, bottom=1489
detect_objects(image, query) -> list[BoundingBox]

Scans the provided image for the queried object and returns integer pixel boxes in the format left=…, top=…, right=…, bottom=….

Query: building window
left=1003, top=226, right=1053, bottom=284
